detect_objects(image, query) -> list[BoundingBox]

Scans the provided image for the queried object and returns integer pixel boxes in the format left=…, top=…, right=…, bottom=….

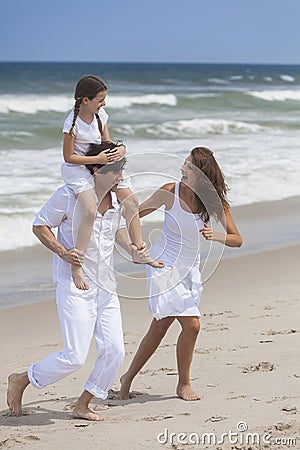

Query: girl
left=119, top=146, right=243, bottom=401
left=62, top=75, right=162, bottom=290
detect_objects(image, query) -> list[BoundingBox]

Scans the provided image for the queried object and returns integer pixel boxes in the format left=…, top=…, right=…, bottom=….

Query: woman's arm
left=200, top=208, right=243, bottom=248
left=139, top=183, right=174, bottom=218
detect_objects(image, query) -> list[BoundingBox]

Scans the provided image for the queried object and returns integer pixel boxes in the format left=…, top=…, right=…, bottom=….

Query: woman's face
left=181, top=154, right=198, bottom=186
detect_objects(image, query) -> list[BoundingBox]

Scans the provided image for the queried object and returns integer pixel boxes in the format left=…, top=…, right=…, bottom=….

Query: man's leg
left=7, top=283, right=97, bottom=416
left=7, top=372, right=30, bottom=416
left=75, top=292, right=125, bottom=405
left=28, top=283, right=96, bottom=387
left=119, top=317, right=175, bottom=399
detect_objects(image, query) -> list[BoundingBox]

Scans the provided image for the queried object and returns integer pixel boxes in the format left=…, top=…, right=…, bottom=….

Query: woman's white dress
left=146, top=182, right=204, bottom=320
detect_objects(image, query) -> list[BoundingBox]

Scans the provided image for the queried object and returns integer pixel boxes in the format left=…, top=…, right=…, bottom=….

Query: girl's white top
left=62, top=107, right=108, bottom=156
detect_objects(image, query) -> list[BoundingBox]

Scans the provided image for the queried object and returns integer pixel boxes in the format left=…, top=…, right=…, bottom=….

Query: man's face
left=95, top=168, right=124, bottom=191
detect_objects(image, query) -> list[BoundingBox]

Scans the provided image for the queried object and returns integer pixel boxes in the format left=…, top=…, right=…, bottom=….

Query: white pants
left=28, top=281, right=125, bottom=399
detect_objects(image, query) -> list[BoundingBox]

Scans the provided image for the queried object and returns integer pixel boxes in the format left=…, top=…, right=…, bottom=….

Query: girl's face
left=181, top=155, right=198, bottom=187
left=83, top=90, right=107, bottom=114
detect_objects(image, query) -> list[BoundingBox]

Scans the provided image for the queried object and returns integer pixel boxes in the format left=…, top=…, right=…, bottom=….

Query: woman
left=119, top=146, right=242, bottom=401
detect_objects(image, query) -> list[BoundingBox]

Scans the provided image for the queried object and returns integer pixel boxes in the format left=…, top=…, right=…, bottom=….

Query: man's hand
left=61, top=248, right=84, bottom=266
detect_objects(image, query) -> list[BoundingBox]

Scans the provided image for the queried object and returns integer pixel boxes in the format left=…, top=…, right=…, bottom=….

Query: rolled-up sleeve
left=33, top=187, right=70, bottom=228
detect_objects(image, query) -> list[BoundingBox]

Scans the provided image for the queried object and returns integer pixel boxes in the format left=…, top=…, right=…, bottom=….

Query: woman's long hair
left=190, top=146, right=229, bottom=222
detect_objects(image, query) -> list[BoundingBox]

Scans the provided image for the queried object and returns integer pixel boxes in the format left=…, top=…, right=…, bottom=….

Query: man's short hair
left=85, top=141, right=127, bottom=175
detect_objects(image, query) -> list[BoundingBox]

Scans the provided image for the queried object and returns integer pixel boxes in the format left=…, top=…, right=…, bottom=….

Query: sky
left=1, top=0, right=299, bottom=64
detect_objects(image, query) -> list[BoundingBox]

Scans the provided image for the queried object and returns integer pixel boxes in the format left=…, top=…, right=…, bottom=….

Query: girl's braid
left=69, top=98, right=82, bottom=137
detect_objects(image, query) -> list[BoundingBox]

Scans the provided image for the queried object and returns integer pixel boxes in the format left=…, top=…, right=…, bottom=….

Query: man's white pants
left=28, top=281, right=125, bottom=399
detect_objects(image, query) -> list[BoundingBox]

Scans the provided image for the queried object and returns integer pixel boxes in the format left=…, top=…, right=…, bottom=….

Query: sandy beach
left=0, top=197, right=299, bottom=449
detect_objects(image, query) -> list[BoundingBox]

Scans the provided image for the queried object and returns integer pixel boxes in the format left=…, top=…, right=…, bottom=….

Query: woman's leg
left=176, top=316, right=201, bottom=401
left=119, top=317, right=175, bottom=399
left=72, top=189, right=97, bottom=290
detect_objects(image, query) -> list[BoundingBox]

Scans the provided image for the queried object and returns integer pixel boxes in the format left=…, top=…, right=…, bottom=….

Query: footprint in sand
left=24, top=435, right=40, bottom=442
left=142, top=415, right=173, bottom=422
left=281, top=405, right=297, bottom=415
left=205, top=415, right=228, bottom=422
left=0, top=437, right=23, bottom=448
left=274, top=422, right=292, bottom=431
left=139, top=367, right=175, bottom=376
left=242, top=361, right=275, bottom=373
left=262, top=329, right=298, bottom=336
left=195, top=346, right=222, bottom=354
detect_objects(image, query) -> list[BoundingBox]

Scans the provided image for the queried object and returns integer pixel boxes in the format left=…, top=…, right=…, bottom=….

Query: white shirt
left=62, top=107, right=109, bottom=156
left=33, top=185, right=122, bottom=291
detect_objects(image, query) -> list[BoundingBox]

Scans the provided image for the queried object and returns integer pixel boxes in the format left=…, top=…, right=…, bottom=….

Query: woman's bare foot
left=177, top=384, right=201, bottom=401
left=118, top=373, right=132, bottom=400
left=7, top=373, right=30, bottom=416
left=71, top=265, right=89, bottom=290
left=72, top=404, right=105, bottom=421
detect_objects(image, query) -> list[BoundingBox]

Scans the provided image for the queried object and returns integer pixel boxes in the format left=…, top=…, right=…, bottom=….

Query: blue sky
left=1, top=0, right=299, bottom=64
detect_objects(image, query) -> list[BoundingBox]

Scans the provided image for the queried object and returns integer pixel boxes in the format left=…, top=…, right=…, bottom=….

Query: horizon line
left=0, top=60, right=300, bottom=67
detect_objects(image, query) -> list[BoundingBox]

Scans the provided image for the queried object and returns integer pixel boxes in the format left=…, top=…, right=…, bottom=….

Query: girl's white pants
left=28, top=281, right=125, bottom=399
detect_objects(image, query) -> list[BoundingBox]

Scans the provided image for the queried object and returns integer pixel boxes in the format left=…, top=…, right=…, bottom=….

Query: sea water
left=1, top=62, right=300, bottom=251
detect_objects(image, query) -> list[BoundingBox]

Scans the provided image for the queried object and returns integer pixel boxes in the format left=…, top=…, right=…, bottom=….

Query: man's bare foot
left=7, top=373, right=30, bottom=416
left=177, top=384, right=201, bottom=401
left=118, top=373, right=132, bottom=400
left=72, top=404, right=105, bottom=421
left=71, top=265, right=89, bottom=290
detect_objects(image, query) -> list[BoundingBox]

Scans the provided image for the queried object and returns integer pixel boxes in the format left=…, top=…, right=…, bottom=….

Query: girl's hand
left=200, top=223, right=215, bottom=241
left=94, top=150, right=121, bottom=164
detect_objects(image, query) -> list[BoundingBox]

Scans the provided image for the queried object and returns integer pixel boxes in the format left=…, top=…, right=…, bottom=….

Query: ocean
left=1, top=62, right=300, bottom=252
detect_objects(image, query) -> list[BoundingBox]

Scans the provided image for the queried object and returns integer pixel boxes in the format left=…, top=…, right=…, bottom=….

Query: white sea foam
left=0, top=94, right=73, bottom=114
left=107, top=94, right=177, bottom=108
left=246, top=89, right=300, bottom=102
left=117, top=119, right=268, bottom=138
left=207, top=78, right=229, bottom=84
left=229, top=75, right=243, bottom=80
left=279, top=74, right=295, bottom=82
left=0, top=214, right=39, bottom=250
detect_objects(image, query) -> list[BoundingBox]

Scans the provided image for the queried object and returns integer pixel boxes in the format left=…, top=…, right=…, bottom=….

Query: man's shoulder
left=46, top=185, right=75, bottom=211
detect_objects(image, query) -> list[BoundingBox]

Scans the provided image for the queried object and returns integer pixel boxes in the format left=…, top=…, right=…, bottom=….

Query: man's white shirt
left=33, top=185, right=123, bottom=292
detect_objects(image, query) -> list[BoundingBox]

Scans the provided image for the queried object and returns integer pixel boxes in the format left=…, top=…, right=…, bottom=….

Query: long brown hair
left=190, top=146, right=229, bottom=222
left=69, top=75, right=107, bottom=137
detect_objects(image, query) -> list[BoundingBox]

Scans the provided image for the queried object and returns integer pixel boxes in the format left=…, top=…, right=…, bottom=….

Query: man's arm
left=32, top=225, right=82, bottom=265
left=32, top=187, right=83, bottom=266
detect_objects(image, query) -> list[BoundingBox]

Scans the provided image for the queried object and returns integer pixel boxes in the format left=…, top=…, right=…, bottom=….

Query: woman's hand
left=200, top=223, right=216, bottom=241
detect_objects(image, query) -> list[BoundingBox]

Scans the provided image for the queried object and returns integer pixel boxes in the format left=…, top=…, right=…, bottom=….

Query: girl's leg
left=72, top=189, right=97, bottom=290
left=119, top=317, right=175, bottom=399
left=175, top=316, right=201, bottom=401
left=116, top=188, right=164, bottom=269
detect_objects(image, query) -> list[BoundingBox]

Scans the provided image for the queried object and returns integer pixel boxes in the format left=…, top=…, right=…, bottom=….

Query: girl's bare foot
left=71, top=265, right=89, bottom=290
left=118, top=373, right=132, bottom=400
left=7, top=373, right=30, bottom=416
left=177, top=384, right=201, bottom=401
left=72, top=404, right=105, bottom=421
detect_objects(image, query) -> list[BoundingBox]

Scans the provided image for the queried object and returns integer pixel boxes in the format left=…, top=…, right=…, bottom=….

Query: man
left=7, top=142, right=149, bottom=421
